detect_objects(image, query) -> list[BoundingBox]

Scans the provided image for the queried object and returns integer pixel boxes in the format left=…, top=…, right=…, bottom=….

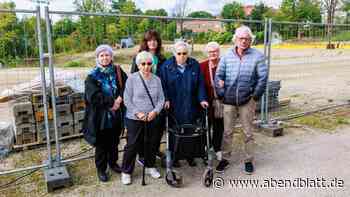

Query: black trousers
left=95, top=126, right=122, bottom=172
left=209, top=116, right=224, bottom=153
left=122, top=118, right=159, bottom=174
left=138, top=112, right=165, bottom=158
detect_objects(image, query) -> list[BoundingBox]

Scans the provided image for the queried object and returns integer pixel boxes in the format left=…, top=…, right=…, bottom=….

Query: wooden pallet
left=13, top=133, right=83, bottom=151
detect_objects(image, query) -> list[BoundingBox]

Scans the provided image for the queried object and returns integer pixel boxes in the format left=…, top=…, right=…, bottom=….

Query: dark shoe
left=156, top=151, right=165, bottom=160
left=110, top=164, right=122, bottom=173
left=137, top=157, right=145, bottom=166
left=97, top=170, right=109, bottom=182
left=187, top=158, right=197, bottom=167
left=216, top=159, right=229, bottom=173
left=173, top=160, right=181, bottom=168
left=244, top=162, right=254, bottom=175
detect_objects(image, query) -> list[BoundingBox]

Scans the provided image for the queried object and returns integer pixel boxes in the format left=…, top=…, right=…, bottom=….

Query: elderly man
left=199, top=42, right=228, bottom=173
left=215, top=26, right=268, bottom=174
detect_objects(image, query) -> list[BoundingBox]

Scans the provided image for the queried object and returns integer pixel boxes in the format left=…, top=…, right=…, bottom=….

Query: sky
left=1, top=0, right=282, bottom=15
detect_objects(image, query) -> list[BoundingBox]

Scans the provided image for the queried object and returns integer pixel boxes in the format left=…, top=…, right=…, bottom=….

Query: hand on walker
left=164, top=101, right=170, bottom=109
left=200, top=101, right=209, bottom=109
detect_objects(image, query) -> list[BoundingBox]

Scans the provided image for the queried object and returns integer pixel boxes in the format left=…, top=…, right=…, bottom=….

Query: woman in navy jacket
left=160, top=40, right=208, bottom=167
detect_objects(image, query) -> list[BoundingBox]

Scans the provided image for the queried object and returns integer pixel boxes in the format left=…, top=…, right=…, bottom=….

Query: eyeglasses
left=208, top=50, right=219, bottom=53
left=140, top=62, right=153, bottom=66
left=176, top=52, right=188, bottom=56
left=237, top=37, right=251, bottom=41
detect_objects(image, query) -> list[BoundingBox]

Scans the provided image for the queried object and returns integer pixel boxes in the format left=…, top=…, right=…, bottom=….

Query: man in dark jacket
left=215, top=26, right=268, bottom=175
left=83, top=45, right=128, bottom=182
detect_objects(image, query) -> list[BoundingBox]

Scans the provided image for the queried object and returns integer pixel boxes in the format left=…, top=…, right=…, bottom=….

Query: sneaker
left=244, top=162, right=254, bottom=175
left=97, top=170, right=109, bottom=182
left=137, top=157, right=145, bottom=166
left=145, top=167, right=161, bottom=179
left=121, top=173, right=132, bottom=185
left=215, top=159, right=229, bottom=173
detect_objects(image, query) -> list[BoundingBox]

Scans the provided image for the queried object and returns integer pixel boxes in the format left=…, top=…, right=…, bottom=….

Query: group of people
left=82, top=25, right=268, bottom=185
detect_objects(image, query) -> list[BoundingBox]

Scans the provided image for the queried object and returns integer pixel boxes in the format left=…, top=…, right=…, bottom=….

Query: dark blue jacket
left=160, top=56, right=207, bottom=125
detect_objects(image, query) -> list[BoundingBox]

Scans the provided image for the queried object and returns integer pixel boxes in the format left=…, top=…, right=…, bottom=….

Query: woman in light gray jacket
left=121, top=51, right=165, bottom=185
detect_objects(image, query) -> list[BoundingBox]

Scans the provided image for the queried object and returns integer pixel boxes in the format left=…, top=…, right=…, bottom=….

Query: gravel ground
left=35, top=125, right=350, bottom=197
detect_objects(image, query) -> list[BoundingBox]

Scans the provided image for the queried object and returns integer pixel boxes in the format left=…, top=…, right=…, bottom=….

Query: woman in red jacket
left=199, top=42, right=229, bottom=173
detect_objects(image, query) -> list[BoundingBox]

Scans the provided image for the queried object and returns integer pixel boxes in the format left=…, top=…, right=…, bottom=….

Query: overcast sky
left=1, top=0, right=282, bottom=15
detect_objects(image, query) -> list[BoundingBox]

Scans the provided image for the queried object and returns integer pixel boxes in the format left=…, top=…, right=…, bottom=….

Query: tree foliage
left=187, top=11, right=213, bottom=18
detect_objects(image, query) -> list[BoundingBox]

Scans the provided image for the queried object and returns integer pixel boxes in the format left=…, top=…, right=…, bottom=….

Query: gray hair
left=172, top=40, right=192, bottom=56
left=135, top=51, right=154, bottom=66
left=204, top=41, right=220, bottom=53
left=232, top=25, right=255, bottom=43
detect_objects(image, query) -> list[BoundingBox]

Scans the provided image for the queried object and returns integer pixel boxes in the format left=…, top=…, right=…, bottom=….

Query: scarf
left=89, top=63, right=118, bottom=128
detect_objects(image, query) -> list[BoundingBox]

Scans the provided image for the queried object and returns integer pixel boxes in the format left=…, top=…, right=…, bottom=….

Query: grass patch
left=269, top=106, right=302, bottom=118
left=63, top=60, right=85, bottom=67
left=293, top=112, right=350, bottom=132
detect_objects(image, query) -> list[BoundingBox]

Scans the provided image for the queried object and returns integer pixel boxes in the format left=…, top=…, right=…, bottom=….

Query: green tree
left=187, top=11, right=213, bottom=18
left=250, top=2, right=273, bottom=21
left=221, top=2, right=245, bottom=32
left=111, top=0, right=127, bottom=12
left=53, top=18, right=77, bottom=39
left=275, top=0, right=321, bottom=22
left=137, top=9, right=168, bottom=38
left=117, top=1, right=142, bottom=38
left=0, top=2, right=18, bottom=60
left=342, top=0, right=350, bottom=23
left=73, top=0, right=107, bottom=50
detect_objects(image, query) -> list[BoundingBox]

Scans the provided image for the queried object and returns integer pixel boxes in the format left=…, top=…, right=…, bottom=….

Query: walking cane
left=142, top=113, right=149, bottom=186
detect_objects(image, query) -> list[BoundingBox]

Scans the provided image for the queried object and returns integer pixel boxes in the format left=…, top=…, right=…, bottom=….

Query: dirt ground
left=1, top=118, right=349, bottom=197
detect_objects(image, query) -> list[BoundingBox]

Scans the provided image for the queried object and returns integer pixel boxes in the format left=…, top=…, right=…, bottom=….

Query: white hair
left=135, top=51, right=154, bottom=66
left=232, top=25, right=255, bottom=43
left=172, top=40, right=192, bottom=56
left=204, top=41, right=220, bottom=53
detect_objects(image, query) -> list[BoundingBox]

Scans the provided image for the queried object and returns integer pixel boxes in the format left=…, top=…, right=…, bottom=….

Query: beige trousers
left=222, top=99, right=256, bottom=162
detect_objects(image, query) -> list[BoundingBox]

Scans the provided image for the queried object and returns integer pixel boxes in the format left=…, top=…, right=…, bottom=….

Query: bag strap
left=138, top=73, right=155, bottom=108
left=208, top=62, right=218, bottom=99
left=115, top=64, right=123, bottom=90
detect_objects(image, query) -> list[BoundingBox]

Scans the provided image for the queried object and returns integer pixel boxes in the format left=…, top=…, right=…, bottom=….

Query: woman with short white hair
left=200, top=41, right=228, bottom=173
left=121, top=51, right=165, bottom=185
left=160, top=40, right=208, bottom=167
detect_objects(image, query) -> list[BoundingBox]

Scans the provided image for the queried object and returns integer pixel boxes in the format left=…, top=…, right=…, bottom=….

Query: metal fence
left=0, top=5, right=350, bottom=193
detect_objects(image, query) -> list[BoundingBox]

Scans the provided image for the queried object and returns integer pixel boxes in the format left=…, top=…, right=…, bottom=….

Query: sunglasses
left=177, top=52, right=188, bottom=56
left=140, top=62, right=153, bottom=66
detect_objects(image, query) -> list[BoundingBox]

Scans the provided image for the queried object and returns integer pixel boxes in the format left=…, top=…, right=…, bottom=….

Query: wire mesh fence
left=268, top=21, right=350, bottom=120
left=0, top=7, right=350, bottom=188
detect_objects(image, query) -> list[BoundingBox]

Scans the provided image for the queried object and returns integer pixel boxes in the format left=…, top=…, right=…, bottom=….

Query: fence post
left=36, top=5, right=52, bottom=168
left=44, top=6, right=61, bottom=163
left=261, top=18, right=272, bottom=124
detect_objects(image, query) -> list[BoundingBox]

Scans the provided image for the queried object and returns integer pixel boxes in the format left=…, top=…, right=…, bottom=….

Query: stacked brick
left=11, top=85, right=86, bottom=146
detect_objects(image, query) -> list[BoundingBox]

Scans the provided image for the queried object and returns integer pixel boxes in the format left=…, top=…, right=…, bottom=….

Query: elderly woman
left=199, top=42, right=228, bottom=173
left=130, top=30, right=166, bottom=165
left=160, top=40, right=208, bottom=167
left=83, top=44, right=128, bottom=182
left=121, top=51, right=165, bottom=185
